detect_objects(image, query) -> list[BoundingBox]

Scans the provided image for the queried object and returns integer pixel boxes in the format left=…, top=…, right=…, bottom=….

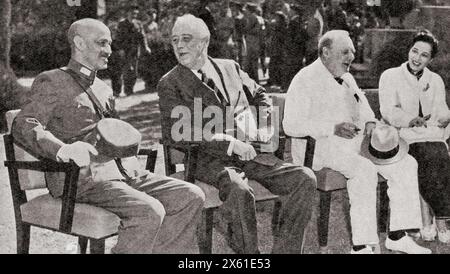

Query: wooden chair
left=161, top=93, right=285, bottom=254
left=162, top=142, right=282, bottom=254
left=301, top=136, right=389, bottom=247
left=268, top=93, right=389, bottom=248
left=4, top=110, right=158, bottom=254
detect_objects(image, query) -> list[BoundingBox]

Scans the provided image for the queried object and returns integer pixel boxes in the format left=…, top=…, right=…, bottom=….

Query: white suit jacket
left=283, top=58, right=376, bottom=170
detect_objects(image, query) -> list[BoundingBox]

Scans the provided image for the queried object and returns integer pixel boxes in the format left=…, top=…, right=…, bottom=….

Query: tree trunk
left=0, top=0, right=29, bottom=132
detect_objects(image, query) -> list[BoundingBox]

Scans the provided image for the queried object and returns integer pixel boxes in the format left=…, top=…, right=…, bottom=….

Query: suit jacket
left=283, top=58, right=376, bottom=170
left=157, top=58, right=272, bottom=160
left=12, top=60, right=146, bottom=197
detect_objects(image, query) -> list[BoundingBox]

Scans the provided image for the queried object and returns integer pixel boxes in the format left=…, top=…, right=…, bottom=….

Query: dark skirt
left=409, top=142, right=450, bottom=218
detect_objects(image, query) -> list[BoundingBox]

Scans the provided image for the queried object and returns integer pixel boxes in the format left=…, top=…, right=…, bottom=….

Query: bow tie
left=334, top=77, right=344, bottom=85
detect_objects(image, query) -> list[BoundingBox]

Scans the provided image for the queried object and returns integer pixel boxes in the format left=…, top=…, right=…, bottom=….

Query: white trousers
left=319, top=137, right=422, bottom=246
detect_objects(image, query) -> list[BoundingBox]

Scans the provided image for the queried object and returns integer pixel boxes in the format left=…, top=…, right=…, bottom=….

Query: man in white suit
left=283, top=30, right=430, bottom=254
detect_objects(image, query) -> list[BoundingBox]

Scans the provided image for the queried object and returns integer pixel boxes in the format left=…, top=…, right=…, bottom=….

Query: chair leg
left=89, top=239, right=105, bottom=254
left=78, top=237, right=88, bottom=254
left=198, top=208, right=214, bottom=254
left=378, top=181, right=389, bottom=233
left=271, top=199, right=282, bottom=238
left=318, top=190, right=332, bottom=247
left=16, top=223, right=30, bottom=254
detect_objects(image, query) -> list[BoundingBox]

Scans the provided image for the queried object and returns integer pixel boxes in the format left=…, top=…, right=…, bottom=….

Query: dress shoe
left=350, top=246, right=374, bottom=254
left=385, top=236, right=431, bottom=254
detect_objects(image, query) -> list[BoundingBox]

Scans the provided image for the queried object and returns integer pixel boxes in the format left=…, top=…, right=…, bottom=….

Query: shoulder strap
left=60, top=68, right=131, bottom=180
left=60, top=67, right=117, bottom=119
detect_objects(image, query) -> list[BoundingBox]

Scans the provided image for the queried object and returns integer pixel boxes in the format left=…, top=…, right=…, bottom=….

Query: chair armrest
left=4, top=159, right=80, bottom=233
left=3, top=134, right=80, bottom=233
left=138, top=148, right=158, bottom=172
left=159, top=140, right=200, bottom=183
left=4, top=159, right=79, bottom=172
left=289, top=136, right=316, bottom=169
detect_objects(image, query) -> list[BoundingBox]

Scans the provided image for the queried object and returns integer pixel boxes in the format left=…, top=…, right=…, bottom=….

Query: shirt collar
left=406, top=63, right=424, bottom=80
left=191, top=58, right=213, bottom=77
left=67, top=59, right=96, bottom=86
left=317, top=58, right=339, bottom=83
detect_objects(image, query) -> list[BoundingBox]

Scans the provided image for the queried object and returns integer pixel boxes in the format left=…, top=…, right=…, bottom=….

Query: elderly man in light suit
left=157, top=14, right=316, bottom=254
left=283, top=30, right=430, bottom=254
left=12, top=18, right=205, bottom=254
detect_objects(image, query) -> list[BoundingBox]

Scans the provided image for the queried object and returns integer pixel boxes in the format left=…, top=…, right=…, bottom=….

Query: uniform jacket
left=12, top=60, right=145, bottom=197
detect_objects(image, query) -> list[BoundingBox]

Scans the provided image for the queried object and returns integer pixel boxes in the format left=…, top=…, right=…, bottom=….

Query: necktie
left=198, top=69, right=226, bottom=104
left=334, top=77, right=344, bottom=85
left=335, top=76, right=360, bottom=102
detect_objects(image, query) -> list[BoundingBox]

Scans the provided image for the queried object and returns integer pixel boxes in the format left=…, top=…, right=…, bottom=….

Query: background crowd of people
left=100, top=0, right=402, bottom=95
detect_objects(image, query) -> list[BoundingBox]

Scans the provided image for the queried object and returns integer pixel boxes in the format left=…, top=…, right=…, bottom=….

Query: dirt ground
left=1, top=79, right=449, bottom=254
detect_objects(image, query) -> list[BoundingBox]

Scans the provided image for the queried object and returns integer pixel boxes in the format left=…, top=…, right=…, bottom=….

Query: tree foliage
left=1, top=0, right=29, bottom=132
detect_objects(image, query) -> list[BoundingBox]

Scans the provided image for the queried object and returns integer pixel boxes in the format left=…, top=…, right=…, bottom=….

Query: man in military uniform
left=112, top=5, right=151, bottom=96
left=12, top=18, right=205, bottom=254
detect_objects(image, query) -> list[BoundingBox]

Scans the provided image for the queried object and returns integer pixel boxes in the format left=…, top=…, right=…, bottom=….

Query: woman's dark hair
left=411, top=29, right=439, bottom=58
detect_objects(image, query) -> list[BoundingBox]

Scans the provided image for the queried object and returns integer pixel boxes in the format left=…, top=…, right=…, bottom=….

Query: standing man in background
left=111, top=4, right=151, bottom=97
left=198, top=0, right=220, bottom=58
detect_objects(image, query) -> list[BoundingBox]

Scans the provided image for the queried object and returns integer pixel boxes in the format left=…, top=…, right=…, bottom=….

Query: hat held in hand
left=360, top=125, right=408, bottom=165
left=95, top=118, right=142, bottom=158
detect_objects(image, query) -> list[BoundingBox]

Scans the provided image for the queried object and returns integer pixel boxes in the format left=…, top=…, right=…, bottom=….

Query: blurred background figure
left=304, top=0, right=325, bottom=67
left=256, top=6, right=268, bottom=78
left=230, top=1, right=248, bottom=68
left=110, top=4, right=151, bottom=97
left=243, top=2, right=263, bottom=83
left=266, top=5, right=288, bottom=88
left=140, top=8, right=162, bottom=93
left=284, top=3, right=307, bottom=89
left=198, top=0, right=220, bottom=57
left=216, top=2, right=237, bottom=59
left=144, top=8, right=159, bottom=44
left=324, top=0, right=349, bottom=31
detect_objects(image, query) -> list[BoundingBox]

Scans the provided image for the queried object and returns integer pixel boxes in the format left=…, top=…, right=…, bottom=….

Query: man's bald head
left=67, top=18, right=112, bottom=71
left=67, top=18, right=110, bottom=49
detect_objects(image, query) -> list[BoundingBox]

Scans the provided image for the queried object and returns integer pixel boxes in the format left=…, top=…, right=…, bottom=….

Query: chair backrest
left=267, top=93, right=286, bottom=135
left=363, top=89, right=381, bottom=120
left=5, top=110, right=46, bottom=190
